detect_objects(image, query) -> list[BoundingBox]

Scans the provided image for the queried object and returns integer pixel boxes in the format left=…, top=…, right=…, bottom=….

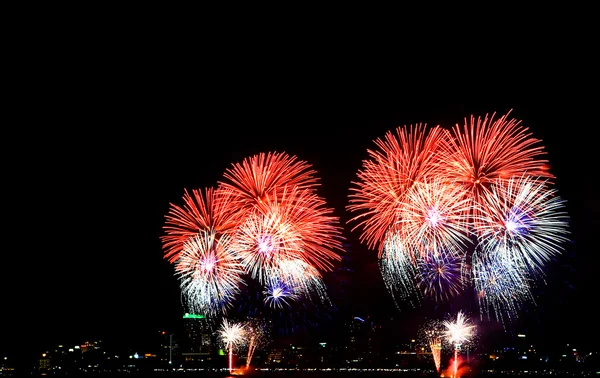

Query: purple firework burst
left=416, top=252, right=467, bottom=302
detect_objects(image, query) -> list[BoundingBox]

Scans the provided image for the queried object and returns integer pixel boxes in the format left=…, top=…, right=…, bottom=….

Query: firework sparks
left=416, top=251, right=467, bottom=303
left=219, top=151, right=319, bottom=206
left=347, top=111, right=570, bottom=323
left=397, top=179, right=474, bottom=260
left=162, top=187, right=242, bottom=263
left=219, top=319, right=247, bottom=373
left=443, top=110, right=554, bottom=224
left=276, top=258, right=331, bottom=304
left=243, top=317, right=270, bottom=368
left=444, top=311, right=475, bottom=346
left=232, top=186, right=344, bottom=282
left=175, top=232, right=246, bottom=316
left=475, top=175, right=570, bottom=276
left=471, top=248, right=535, bottom=324
left=418, top=319, right=445, bottom=373
left=232, top=195, right=304, bottom=284
left=380, top=234, right=421, bottom=308
left=263, top=277, right=300, bottom=309
left=347, top=124, right=453, bottom=254
left=444, top=311, right=476, bottom=378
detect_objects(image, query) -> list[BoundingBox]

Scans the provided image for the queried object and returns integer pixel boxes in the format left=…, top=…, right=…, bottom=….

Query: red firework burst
left=162, top=187, right=243, bottom=263
left=395, top=179, right=474, bottom=260
left=219, top=151, right=320, bottom=207
left=347, top=124, right=453, bottom=254
left=232, top=186, right=344, bottom=281
left=443, top=110, right=553, bottom=223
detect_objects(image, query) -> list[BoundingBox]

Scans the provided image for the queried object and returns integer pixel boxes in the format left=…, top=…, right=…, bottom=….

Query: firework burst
left=444, top=311, right=476, bottom=378
left=219, top=319, right=247, bottom=373
left=263, top=277, right=300, bottom=309
left=347, top=110, right=570, bottom=324
left=219, top=318, right=247, bottom=349
left=471, top=248, right=535, bottom=324
left=164, top=150, right=343, bottom=326
left=347, top=124, right=453, bottom=254
left=175, top=231, right=246, bottom=316
left=219, top=151, right=319, bottom=206
left=444, top=310, right=476, bottom=347
left=397, top=179, right=474, bottom=259
left=162, top=187, right=242, bottom=263
left=418, top=319, right=446, bottom=373
left=243, top=317, right=271, bottom=368
left=416, top=251, right=468, bottom=303
left=443, top=110, right=554, bottom=224
left=231, top=186, right=344, bottom=283
left=474, top=175, right=570, bottom=276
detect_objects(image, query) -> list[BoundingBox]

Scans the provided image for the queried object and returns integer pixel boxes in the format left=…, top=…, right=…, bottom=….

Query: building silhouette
left=180, top=313, right=215, bottom=367
left=158, top=330, right=178, bottom=366
left=344, top=316, right=382, bottom=367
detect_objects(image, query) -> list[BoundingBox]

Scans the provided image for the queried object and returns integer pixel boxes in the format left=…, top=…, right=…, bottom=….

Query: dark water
left=20, top=370, right=595, bottom=377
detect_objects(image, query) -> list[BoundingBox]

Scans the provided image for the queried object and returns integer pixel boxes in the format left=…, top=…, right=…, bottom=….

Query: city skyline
left=8, top=310, right=600, bottom=376
left=11, top=313, right=599, bottom=373
left=4, top=89, right=594, bottom=363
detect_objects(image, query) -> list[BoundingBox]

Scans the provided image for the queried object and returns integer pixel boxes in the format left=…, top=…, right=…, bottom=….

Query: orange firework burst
left=164, top=150, right=345, bottom=321
left=443, top=110, right=553, bottom=223
left=220, top=151, right=344, bottom=281
left=231, top=186, right=344, bottom=283
left=347, top=124, right=453, bottom=255
left=219, top=151, right=320, bottom=207
left=347, top=110, right=570, bottom=318
left=161, top=187, right=243, bottom=263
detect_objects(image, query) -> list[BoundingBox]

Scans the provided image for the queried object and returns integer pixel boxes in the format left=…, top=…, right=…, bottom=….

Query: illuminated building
left=180, top=313, right=215, bottom=366
left=345, top=316, right=381, bottom=366
left=0, top=356, right=14, bottom=377
left=158, top=330, right=178, bottom=365
left=38, top=352, right=50, bottom=373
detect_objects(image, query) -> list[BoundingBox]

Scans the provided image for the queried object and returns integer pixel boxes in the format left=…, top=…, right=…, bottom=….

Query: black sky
left=3, top=40, right=596, bottom=362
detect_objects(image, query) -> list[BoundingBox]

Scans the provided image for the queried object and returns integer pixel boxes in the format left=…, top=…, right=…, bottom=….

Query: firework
left=373, top=178, right=473, bottom=303
left=263, top=277, right=300, bottom=309
left=243, top=317, right=270, bottom=368
left=443, top=110, right=554, bottom=224
left=162, top=187, right=242, bottom=263
left=471, top=248, right=535, bottom=324
left=397, top=179, right=474, bottom=260
left=380, top=234, right=421, bottom=308
left=258, top=257, right=333, bottom=310
left=347, top=111, right=570, bottom=323
left=219, top=319, right=247, bottom=348
left=164, top=150, right=344, bottom=327
left=175, top=231, right=246, bottom=317
left=263, top=280, right=297, bottom=309
left=231, top=186, right=344, bottom=283
left=276, top=258, right=332, bottom=306
left=444, top=311, right=476, bottom=378
left=444, top=310, right=476, bottom=346
left=232, top=192, right=304, bottom=284
left=418, top=319, right=445, bottom=373
left=416, top=251, right=468, bottom=303
left=347, top=124, right=453, bottom=254
left=474, top=175, right=570, bottom=276
left=219, top=151, right=320, bottom=207
left=219, top=319, right=247, bottom=373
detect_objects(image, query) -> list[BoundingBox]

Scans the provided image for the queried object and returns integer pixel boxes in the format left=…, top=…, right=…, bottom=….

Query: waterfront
left=17, top=367, right=600, bottom=377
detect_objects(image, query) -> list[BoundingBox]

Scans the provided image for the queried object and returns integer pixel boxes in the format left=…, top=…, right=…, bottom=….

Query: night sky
left=3, top=62, right=595, bottom=362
